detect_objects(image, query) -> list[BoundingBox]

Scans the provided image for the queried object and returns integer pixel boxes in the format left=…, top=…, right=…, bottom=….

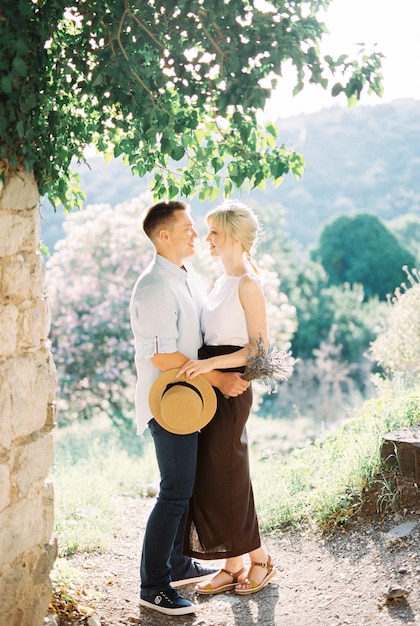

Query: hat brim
left=149, top=368, right=217, bottom=434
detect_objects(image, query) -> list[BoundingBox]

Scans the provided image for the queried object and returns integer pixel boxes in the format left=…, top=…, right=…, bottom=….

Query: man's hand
left=209, top=371, right=250, bottom=397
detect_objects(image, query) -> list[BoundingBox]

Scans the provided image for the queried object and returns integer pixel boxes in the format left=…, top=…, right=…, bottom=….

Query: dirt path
left=57, top=494, right=420, bottom=626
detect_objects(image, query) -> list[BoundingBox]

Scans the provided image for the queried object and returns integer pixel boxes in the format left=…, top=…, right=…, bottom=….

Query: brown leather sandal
left=196, top=567, right=246, bottom=595
left=235, top=555, right=277, bottom=595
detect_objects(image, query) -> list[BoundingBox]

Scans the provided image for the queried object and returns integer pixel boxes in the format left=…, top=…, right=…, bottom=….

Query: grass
left=51, top=386, right=420, bottom=557
left=252, top=388, right=420, bottom=531
left=52, top=416, right=158, bottom=556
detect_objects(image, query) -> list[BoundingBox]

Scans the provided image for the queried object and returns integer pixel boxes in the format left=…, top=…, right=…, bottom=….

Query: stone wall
left=0, top=169, right=57, bottom=626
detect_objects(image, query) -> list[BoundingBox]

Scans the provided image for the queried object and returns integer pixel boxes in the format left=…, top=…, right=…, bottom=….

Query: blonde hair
left=206, top=200, right=261, bottom=272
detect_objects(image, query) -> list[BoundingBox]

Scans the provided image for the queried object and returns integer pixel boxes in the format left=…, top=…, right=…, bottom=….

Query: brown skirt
left=184, top=345, right=261, bottom=559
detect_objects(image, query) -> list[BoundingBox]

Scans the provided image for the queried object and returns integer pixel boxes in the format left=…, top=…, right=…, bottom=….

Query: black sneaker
left=139, top=588, right=196, bottom=616
left=172, top=561, right=218, bottom=588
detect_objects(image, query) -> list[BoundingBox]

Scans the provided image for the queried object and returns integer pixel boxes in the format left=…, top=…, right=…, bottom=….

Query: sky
left=264, top=0, right=420, bottom=118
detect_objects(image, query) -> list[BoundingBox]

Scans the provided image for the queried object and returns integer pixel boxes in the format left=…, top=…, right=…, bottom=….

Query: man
left=130, top=200, right=249, bottom=616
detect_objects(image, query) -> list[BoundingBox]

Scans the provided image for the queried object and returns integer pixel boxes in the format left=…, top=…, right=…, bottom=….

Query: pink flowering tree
left=47, top=193, right=154, bottom=431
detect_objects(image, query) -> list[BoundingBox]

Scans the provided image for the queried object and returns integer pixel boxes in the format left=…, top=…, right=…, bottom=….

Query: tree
left=313, top=213, right=416, bottom=300
left=46, top=195, right=153, bottom=432
left=1, top=1, right=383, bottom=208
left=388, top=213, right=420, bottom=264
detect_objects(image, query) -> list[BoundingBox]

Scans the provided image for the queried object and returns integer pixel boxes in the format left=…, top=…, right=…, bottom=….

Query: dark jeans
left=140, top=418, right=198, bottom=593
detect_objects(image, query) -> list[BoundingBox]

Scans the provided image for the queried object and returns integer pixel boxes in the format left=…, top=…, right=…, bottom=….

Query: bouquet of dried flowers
left=243, top=335, right=296, bottom=393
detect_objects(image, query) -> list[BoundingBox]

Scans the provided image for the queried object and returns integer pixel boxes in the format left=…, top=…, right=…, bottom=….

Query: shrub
left=370, top=267, right=420, bottom=387
left=288, top=259, right=386, bottom=365
left=264, top=330, right=375, bottom=423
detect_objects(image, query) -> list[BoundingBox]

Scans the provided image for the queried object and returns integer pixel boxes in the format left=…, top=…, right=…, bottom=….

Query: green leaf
left=211, top=157, right=224, bottom=173
left=270, top=156, right=288, bottom=180
left=331, top=83, right=343, bottom=97
left=254, top=172, right=266, bottom=189
left=347, top=94, right=358, bottom=109
left=170, top=145, right=185, bottom=161
left=208, top=185, right=220, bottom=201
left=224, top=179, right=233, bottom=197
left=292, top=81, right=304, bottom=96
left=12, top=56, right=27, bottom=77
left=168, top=184, right=179, bottom=198
left=1, top=76, right=12, bottom=93
left=91, top=72, right=104, bottom=87
left=18, top=0, right=33, bottom=16
left=265, top=122, right=278, bottom=138
left=103, top=151, right=113, bottom=164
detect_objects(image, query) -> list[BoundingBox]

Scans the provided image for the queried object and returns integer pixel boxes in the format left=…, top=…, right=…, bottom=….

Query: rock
left=387, top=521, right=418, bottom=539
left=383, top=521, right=418, bottom=547
left=87, top=615, right=102, bottom=626
left=44, top=614, right=59, bottom=626
left=145, top=484, right=158, bottom=497
left=384, top=583, right=409, bottom=601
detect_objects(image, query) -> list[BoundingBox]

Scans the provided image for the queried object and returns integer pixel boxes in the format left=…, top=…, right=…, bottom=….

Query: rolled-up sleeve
left=131, top=284, right=179, bottom=358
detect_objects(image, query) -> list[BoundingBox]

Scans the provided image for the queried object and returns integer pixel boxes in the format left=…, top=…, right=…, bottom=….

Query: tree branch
left=112, top=3, right=173, bottom=119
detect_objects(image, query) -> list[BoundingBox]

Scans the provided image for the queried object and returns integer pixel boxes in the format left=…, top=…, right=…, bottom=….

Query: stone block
left=0, top=464, right=10, bottom=512
left=34, top=535, right=58, bottom=589
left=0, top=537, right=56, bottom=626
left=18, top=297, right=50, bottom=351
left=42, top=480, right=55, bottom=539
left=1, top=252, right=45, bottom=302
left=0, top=170, right=39, bottom=211
left=0, top=375, right=12, bottom=449
left=0, top=489, right=51, bottom=565
left=13, top=434, right=54, bottom=498
left=0, top=303, right=18, bottom=357
left=0, top=208, right=40, bottom=257
left=0, top=352, right=52, bottom=441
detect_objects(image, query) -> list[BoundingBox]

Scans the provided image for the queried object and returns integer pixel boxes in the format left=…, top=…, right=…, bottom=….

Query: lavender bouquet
left=243, top=335, right=296, bottom=393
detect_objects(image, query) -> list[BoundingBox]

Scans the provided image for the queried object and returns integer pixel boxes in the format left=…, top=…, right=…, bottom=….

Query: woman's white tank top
left=202, top=274, right=249, bottom=347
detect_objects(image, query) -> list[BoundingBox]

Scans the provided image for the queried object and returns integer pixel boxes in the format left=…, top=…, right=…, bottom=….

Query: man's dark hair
left=143, top=200, right=188, bottom=241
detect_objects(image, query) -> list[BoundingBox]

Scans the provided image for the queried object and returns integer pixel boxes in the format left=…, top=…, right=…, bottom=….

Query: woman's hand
left=177, top=357, right=217, bottom=379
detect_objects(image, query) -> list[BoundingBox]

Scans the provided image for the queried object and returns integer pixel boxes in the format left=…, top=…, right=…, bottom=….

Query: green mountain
left=266, top=98, right=420, bottom=246
left=41, top=98, right=420, bottom=252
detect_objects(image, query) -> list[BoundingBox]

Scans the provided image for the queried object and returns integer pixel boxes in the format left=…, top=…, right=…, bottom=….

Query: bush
left=288, top=259, right=386, bottom=362
left=370, top=267, right=420, bottom=387
left=263, top=331, right=375, bottom=423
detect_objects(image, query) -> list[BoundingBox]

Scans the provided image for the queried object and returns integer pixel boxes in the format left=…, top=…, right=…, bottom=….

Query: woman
left=177, top=200, right=277, bottom=596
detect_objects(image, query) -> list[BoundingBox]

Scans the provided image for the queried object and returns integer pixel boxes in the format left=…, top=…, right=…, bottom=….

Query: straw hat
left=149, top=368, right=217, bottom=434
